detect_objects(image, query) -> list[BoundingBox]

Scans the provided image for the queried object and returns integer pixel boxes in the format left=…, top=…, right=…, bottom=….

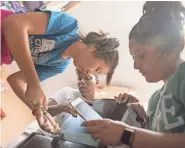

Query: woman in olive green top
left=82, top=1, right=185, bottom=148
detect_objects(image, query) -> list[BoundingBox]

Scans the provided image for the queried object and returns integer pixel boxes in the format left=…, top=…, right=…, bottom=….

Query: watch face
left=120, top=128, right=134, bottom=146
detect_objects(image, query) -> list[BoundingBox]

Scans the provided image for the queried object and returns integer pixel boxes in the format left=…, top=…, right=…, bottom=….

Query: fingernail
left=127, top=103, right=131, bottom=107
left=122, top=99, right=127, bottom=104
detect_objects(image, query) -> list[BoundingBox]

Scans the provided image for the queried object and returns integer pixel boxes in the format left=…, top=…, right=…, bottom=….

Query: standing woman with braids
left=82, top=1, right=185, bottom=148
left=2, top=8, right=119, bottom=132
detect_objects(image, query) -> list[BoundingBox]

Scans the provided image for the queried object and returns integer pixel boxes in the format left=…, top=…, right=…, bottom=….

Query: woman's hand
left=25, top=85, right=47, bottom=117
left=114, top=93, right=147, bottom=127
left=82, top=119, right=130, bottom=145
left=127, top=102, right=147, bottom=125
left=36, top=115, right=60, bottom=134
left=114, top=93, right=139, bottom=104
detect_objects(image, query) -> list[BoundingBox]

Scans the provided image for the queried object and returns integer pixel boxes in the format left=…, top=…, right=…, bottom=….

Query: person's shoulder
left=170, top=62, right=185, bottom=83
left=38, top=9, right=77, bottom=20
left=172, top=61, right=185, bottom=106
left=167, top=62, right=185, bottom=102
left=40, top=10, right=78, bottom=36
left=176, top=61, right=185, bottom=76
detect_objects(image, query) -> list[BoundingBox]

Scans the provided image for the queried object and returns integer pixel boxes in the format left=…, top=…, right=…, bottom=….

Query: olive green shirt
left=147, top=62, right=185, bottom=133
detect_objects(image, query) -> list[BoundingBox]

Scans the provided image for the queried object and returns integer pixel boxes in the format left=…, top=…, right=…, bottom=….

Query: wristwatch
left=120, top=127, right=135, bottom=147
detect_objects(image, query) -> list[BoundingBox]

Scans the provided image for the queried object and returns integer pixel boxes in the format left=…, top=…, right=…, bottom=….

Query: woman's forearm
left=131, top=126, right=185, bottom=148
left=7, top=71, right=32, bottom=109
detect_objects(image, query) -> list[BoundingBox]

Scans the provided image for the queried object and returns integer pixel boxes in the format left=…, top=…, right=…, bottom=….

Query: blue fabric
left=28, top=9, right=79, bottom=81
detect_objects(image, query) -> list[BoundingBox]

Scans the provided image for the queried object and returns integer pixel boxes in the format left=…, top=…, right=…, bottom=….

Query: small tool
left=41, top=107, right=61, bottom=134
left=68, top=102, right=87, bottom=121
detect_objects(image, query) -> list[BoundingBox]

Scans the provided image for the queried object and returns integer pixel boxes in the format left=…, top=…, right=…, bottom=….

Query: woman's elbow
left=7, top=71, right=26, bottom=85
